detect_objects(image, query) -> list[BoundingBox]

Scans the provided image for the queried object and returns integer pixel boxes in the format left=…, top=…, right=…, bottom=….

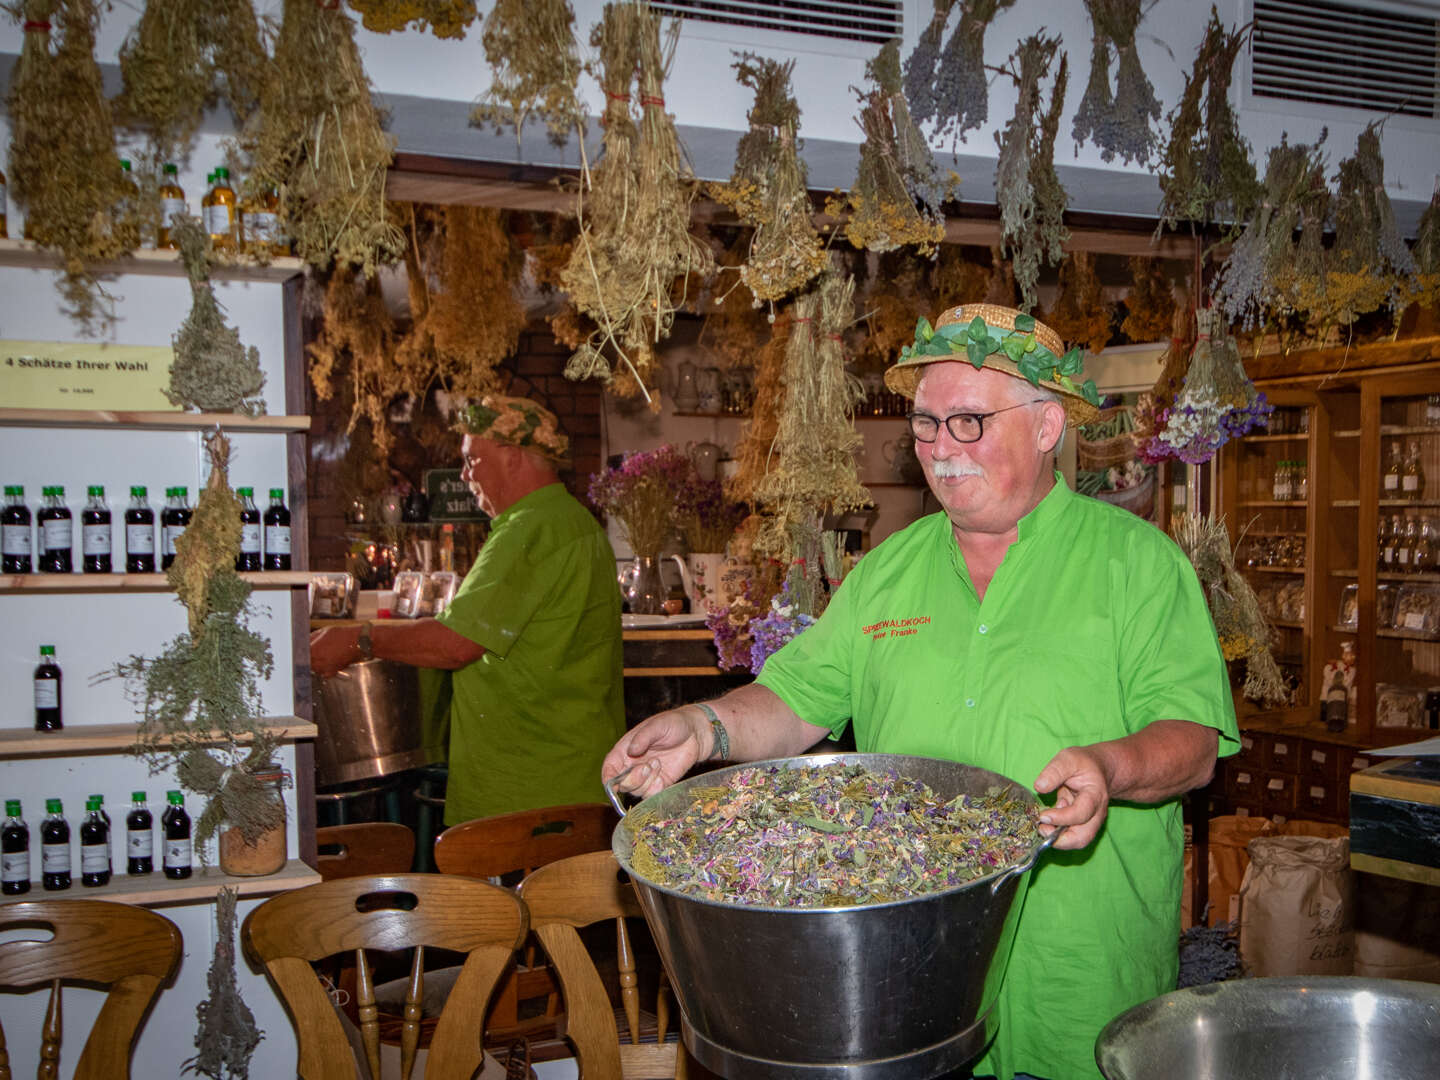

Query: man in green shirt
left=603, top=306, right=1238, bottom=1080
left=313, top=394, right=625, bottom=824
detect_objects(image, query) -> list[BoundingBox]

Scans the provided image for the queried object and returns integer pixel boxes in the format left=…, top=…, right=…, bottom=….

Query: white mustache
left=930, top=460, right=985, bottom=479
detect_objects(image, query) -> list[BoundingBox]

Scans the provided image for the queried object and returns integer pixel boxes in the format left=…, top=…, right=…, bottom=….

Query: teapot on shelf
left=882, top=433, right=925, bottom=485
left=690, top=440, right=724, bottom=483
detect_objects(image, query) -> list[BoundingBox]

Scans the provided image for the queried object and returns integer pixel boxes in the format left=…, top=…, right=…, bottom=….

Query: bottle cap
left=216, top=166, right=230, bottom=180
left=166, top=790, right=183, bottom=805
left=87, top=485, right=103, bottom=497
left=270, top=488, right=284, bottom=499
left=177, top=487, right=188, bottom=496
left=86, top=795, right=99, bottom=811
left=91, top=794, right=104, bottom=805
left=39, top=644, right=55, bottom=656
left=237, top=486, right=252, bottom=496
left=46, top=798, right=61, bottom=813
left=163, top=162, right=178, bottom=175
left=131, top=486, right=147, bottom=497
left=120, top=158, right=132, bottom=171
left=132, top=791, right=146, bottom=802
left=54, top=486, right=64, bottom=496
left=5, top=799, right=20, bottom=816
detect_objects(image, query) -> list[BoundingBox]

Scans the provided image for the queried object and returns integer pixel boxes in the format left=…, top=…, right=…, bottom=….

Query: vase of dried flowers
left=590, top=445, right=696, bottom=613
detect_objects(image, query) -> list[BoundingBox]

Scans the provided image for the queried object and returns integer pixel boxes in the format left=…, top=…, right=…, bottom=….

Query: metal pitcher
left=311, top=659, right=439, bottom=785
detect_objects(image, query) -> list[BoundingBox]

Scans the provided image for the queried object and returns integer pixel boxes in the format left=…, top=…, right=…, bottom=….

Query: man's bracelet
left=696, top=702, right=729, bottom=761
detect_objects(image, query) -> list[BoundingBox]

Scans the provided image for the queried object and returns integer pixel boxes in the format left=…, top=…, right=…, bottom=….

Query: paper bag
left=1238, top=834, right=1354, bottom=976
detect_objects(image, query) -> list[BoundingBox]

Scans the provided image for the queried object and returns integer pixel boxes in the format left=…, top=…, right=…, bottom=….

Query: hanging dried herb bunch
left=1045, top=251, right=1111, bottom=355
left=240, top=0, right=402, bottom=275
left=856, top=254, right=934, bottom=373
left=7, top=0, right=135, bottom=333
left=1215, top=132, right=1329, bottom=328
left=904, top=0, right=1017, bottom=148
left=710, top=55, right=827, bottom=305
left=1172, top=513, right=1287, bottom=706
left=752, top=270, right=871, bottom=560
left=1412, top=184, right=1440, bottom=309
left=167, top=216, right=267, bottom=415
left=1072, top=0, right=1161, bottom=165
left=935, top=244, right=990, bottom=304
left=1324, top=124, right=1415, bottom=323
left=993, top=34, right=1069, bottom=313
left=831, top=39, right=954, bottom=257
left=116, top=0, right=269, bottom=163
left=348, top=0, right=477, bottom=39
left=470, top=0, right=585, bottom=145
left=308, top=265, right=403, bottom=454
left=727, top=310, right=793, bottom=506
left=108, top=433, right=282, bottom=854
left=185, top=887, right=263, bottom=1080
left=1121, top=257, right=1176, bottom=343
left=1156, top=10, right=1260, bottom=232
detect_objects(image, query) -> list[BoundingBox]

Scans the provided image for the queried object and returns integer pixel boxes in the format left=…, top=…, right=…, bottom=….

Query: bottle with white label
left=2, top=484, right=31, bottom=573
left=162, top=790, right=192, bottom=879
left=162, top=487, right=193, bottom=569
left=82, top=484, right=112, bottom=573
left=125, top=486, right=155, bottom=573
left=127, top=791, right=153, bottom=875
left=80, top=795, right=111, bottom=887
left=41, top=798, right=70, bottom=891
left=236, top=487, right=261, bottom=571
left=37, top=486, right=72, bottom=573
left=1384, top=442, right=1403, bottom=499
left=202, top=166, right=239, bottom=253
left=2, top=800, right=29, bottom=895
left=34, top=644, right=62, bottom=731
left=264, top=487, right=292, bottom=570
left=157, top=163, right=186, bottom=249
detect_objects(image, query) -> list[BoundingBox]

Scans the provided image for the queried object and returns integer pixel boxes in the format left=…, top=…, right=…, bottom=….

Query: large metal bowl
left=610, top=752, right=1058, bottom=1080
left=1095, top=976, right=1440, bottom=1080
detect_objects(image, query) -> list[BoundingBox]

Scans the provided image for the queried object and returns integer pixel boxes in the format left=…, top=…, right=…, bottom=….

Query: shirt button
left=978, top=624, right=988, bottom=634
left=965, top=698, right=976, bottom=708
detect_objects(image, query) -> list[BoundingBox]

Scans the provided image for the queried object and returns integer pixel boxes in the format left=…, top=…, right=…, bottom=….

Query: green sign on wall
left=424, top=468, right=488, bottom=522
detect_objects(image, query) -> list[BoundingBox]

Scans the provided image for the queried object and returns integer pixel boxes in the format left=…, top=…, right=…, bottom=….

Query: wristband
left=696, top=702, right=729, bottom=761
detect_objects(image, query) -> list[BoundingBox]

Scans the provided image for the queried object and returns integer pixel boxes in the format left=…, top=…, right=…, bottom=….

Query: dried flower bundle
left=588, top=443, right=693, bottom=557
left=470, top=0, right=585, bottom=145
left=1120, top=258, right=1176, bottom=344
left=307, top=266, right=402, bottom=453
left=752, top=270, right=871, bottom=560
left=903, top=0, right=1017, bottom=148
left=697, top=235, right=770, bottom=370
left=7, top=0, right=135, bottom=332
left=1323, top=125, right=1415, bottom=323
left=711, top=55, right=827, bottom=304
left=677, top=475, right=747, bottom=554
left=1072, top=0, right=1160, bottom=166
left=834, top=39, right=953, bottom=256
left=349, top=0, right=477, bottom=39
left=993, top=34, right=1069, bottom=314
left=857, top=256, right=935, bottom=372
left=1412, top=185, right=1440, bottom=308
left=1172, top=513, right=1288, bottom=706
left=1044, top=251, right=1111, bottom=355
left=241, top=0, right=402, bottom=275
left=167, top=216, right=267, bottom=415
left=186, top=886, right=263, bottom=1080
left=727, top=310, right=792, bottom=506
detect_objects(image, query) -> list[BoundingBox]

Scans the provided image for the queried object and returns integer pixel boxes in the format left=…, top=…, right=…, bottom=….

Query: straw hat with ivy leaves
left=458, top=394, right=569, bottom=467
left=885, top=303, right=1102, bottom=426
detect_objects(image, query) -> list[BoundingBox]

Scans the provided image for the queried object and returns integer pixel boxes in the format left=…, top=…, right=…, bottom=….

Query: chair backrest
left=316, top=822, right=417, bottom=880
left=0, top=899, right=182, bottom=1080
left=518, top=850, right=679, bottom=1080
left=433, top=803, right=620, bottom=881
left=242, top=873, right=527, bottom=1080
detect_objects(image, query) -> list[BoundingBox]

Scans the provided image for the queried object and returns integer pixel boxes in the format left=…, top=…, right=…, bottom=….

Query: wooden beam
left=1247, top=334, right=1440, bottom=384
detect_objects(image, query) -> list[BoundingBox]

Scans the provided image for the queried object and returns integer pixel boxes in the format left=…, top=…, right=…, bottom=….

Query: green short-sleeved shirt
left=757, top=478, right=1238, bottom=1080
left=436, top=483, right=625, bottom=824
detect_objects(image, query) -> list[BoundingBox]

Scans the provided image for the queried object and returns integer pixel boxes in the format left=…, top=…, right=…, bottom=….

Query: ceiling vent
left=651, top=0, right=903, bottom=46
left=1250, top=0, right=1439, bottom=119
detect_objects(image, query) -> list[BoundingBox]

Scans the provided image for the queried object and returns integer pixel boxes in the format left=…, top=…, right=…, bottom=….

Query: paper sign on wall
left=0, top=340, right=177, bottom=410
left=425, top=468, right=488, bottom=522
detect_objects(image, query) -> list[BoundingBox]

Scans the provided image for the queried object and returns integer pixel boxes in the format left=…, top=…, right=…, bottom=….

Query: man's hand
left=1032, top=746, right=1113, bottom=850
left=309, top=625, right=360, bottom=679
left=602, top=707, right=711, bottom=799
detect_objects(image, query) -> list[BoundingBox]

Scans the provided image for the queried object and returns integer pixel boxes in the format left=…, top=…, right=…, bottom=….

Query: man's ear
left=1038, top=402, right=1067, bottom=452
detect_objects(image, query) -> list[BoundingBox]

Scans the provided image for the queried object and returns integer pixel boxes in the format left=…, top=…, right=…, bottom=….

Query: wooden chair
left=241, top=873, right=527, bottom=1080
left=0, top=899, right=181, bottom=1079
left=316, top=822, right=417, bottom=880
left=434, top=804, right=619, bottom=1056
left=518, top=850, right=685, bottom=1080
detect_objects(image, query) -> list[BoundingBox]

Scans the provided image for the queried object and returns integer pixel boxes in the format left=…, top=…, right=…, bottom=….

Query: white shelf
left=1, top=570, right=311, bottom=592
left=0, top=237, right=303, bottom=283
left=0, top=716, right=316, bottom=758
left=0, top=408, right=310, bottom=432
left=0, top=859, right=320, bottom=908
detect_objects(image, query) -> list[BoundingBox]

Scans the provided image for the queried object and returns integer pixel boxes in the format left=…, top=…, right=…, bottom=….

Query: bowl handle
left=603, top=762, right=641, bottom=818
left=990, top=825, right=1066, bottom=896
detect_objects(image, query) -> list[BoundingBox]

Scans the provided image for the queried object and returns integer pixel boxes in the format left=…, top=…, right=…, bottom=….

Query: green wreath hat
left=885, top=303, right=1102, bottom=425
left=458, top=394, right=569, bottom=465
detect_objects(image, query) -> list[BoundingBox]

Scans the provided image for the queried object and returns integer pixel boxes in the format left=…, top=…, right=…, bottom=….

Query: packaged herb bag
left=1239, top=835, right=1354, bottom=976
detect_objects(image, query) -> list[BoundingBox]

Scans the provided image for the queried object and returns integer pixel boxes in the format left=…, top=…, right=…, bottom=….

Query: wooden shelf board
left=1334, top=429, right=1361, bottom=438
left=1379, top=498, right=1440, bottom=508
left=1240, top=433, right=1310, bottom=442
left=1379, top=571, right=1440, bottom=583
left=0, top=408, right=309, bottom=432
left=622, top=629, right=713, bottom=641
left=623, top=666, right=722, bottom=677
left=1334, top=500, right=1361, bottom=508
left=1380, top=425, right=1440, bottom=437
left=669, top=412, right=748, bottom=420
left=0, top=238, right=302, bottom=282
left=1331, top=570, right=1359, bottom=578
left=2, top=570, right=311, bottom=591
left=0, top=859, right=320, bottom=909
left=1272, top=619, right=1305, bottom=629
left=0, top=717, right=317, bottom=757
left=1237, top=500, right=1308, bottom=508
left=1247, top=566, right=1306, bottom=575
left=1377, top=627, right=1440, bottom=642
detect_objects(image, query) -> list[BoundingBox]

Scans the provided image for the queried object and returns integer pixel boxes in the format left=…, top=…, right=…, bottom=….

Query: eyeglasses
left=907, top=400, right=1047, bottom=444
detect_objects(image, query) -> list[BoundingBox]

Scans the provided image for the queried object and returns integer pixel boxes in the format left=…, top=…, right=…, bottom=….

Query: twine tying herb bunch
left=1072, top=0, right=1161, bottom=166
left=184, top=887, right=263, bottom=1080
left=106, top=433, right=282, bottom=856
left=1121, top=257, right=1176, bottom=344
left=710, top=54, right=827, bottom=306
left=903, top=0, right=1017, bottom=150
left=1044, top=251, right=1112, bottom=355
left=348, top=0, right=477, bottom=39
left=992, top=33, right=1069, bottom=314
left=6, top=0, right=135, bottom=333
left=239, top=0, right=402, bottom=275
left=831, top=39, right=954, bottom=257
left=167, top=215, right=267, bottom=415
left=470, top=0, right=585, bottom=146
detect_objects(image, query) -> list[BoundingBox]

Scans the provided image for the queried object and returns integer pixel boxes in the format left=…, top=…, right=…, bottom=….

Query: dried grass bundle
left=1157, top=11, right=1259, bottom=232
left=7, top=0, right=134, bottom=333
left=1072, top=0, right=1160, bottom=165
left=349, top=0, right=477, bottom=39
left=710, top=55, right=827, bottom=304
left=1320, top=125, right=1415, bottom=323
left=905, top=0, right=1016, bottom=148
left=752, top=271, right=871, bottom=560
left=935, top=244, right=989, bottom=304
left=1045, top=251, right=1111, bottom=354
left=471, top=0, right=585, bottom=145
left=727, top=310, right=792, bottom=506
left=994, top=34, right=1069, bottom=313
left=833, top=39, right=952, bottom=256
left=1412, top=185, right=1440, bottom=309
left=1121, top=257, right=1176, bottom=344
left=241, top=0, right=402, bottom=275
left=307, top=266, right=402, bottom=453
left=856, top=257, right=934, bottom=372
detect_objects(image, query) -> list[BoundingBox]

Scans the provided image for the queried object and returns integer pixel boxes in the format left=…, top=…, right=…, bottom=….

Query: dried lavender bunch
left=1072, top=0, right=1160, bottom=165
left=994, top=34, right=1069, bottom=313
left=929, top=0, right=1017, bottom=148
left=901, top=0, right=959, bottom=128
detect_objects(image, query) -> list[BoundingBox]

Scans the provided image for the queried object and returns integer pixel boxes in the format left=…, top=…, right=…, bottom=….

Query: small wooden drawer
left=1299, top=779, right=1340, bottom=819
left=1262, top=772, right=1298, bottom=815
left=1340, top=748, right=1380, bottom=783
left=1234, top=731, right=1265, bottom=769
left=1302, top=739, right=1342, bottom=782
left=1227, top=765, right=1263, bottom=804
left=1227, top=800, right=1265, bottom=821
left=1265, top=735, right=1301, bottom=774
